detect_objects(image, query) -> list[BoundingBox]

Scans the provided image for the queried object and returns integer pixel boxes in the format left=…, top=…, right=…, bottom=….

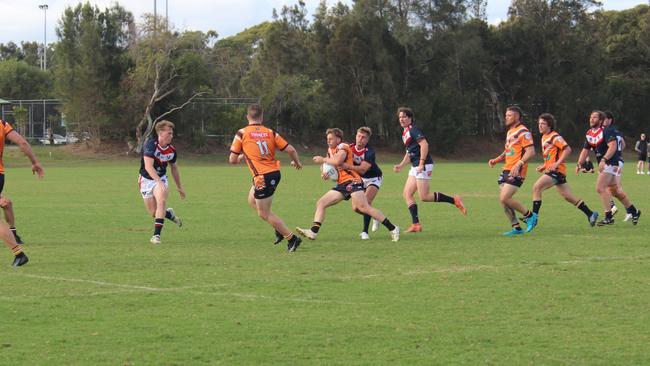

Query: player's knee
left=257, top=212, right=269, bottom=221
left=351, top=202, right=366, bottom=214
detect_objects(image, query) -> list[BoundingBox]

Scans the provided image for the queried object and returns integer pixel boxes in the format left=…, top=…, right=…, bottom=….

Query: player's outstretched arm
left=7, top=131, right=44, bottom=178
left=284, top=144, right=302, bottom=170
left=170, top=163, right=185, bottom=199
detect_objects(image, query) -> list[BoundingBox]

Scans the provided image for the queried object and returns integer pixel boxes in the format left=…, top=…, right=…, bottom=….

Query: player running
left=393, top=107, right=466, bottom=233
left=138, top=120, right=185, bottom=245
left=229, top=104, right=303, bottom=252
left=0, top=119, right=44, bottom=266
left=576, top=111, right=641, bottom=225
left=525, top=113, right=599, bottom=232
left=488, top=106, right=536, bottom=235
left=340, top=127, right=383, bottom=240
left=296, top=128, right=400, bottom=242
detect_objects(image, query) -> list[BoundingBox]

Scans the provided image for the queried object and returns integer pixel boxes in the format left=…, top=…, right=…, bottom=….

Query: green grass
left=1, top=148, right=649, bottom=365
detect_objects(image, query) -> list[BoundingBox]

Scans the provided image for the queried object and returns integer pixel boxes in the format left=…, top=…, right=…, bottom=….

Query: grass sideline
left=0, top=153, right=649, bottom=365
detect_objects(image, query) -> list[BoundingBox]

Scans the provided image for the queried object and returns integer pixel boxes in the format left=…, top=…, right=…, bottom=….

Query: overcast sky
left=0, top=0, right=647, bottom=44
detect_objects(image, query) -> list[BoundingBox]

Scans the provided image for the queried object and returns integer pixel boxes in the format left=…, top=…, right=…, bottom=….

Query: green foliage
left=0, top=59, right=52, bottom=98
left=12, top=106, right=28, bottom=135
left=262, top=74, right=333, bottom=140
left=8, top=0, right=647, bottom=150
left=53, top=2, right=134, bottom=140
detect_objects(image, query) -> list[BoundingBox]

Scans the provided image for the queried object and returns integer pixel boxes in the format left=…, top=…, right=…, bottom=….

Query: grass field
left=1, top=147, right=649, bottom=365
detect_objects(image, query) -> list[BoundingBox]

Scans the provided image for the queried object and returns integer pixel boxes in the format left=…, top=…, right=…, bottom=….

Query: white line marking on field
left=7, top=272, right=212, bottom=292
left=4, top=255, right=648, bottom=304
left=4, top=272, right=363, bottom=305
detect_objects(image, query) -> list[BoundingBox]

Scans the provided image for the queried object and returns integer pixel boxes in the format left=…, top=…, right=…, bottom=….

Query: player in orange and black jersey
left=0, top=119, right=44, bottom=267
left=229, top=104, right=304, bottom=252
left=488, top=106, right=535, bottom=235
left=525, top=113, right=599, bottom=232
left=296, top=128, right=400, bottom=242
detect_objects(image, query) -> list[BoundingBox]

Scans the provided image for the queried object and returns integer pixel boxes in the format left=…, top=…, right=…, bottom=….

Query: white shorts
left=408, top=164, right=434, bottom=180
left=362, top=176, right=383, bottom=189
left=603, top=162, right=623, bottom=177
left=138, top=175, right=168, bottom=199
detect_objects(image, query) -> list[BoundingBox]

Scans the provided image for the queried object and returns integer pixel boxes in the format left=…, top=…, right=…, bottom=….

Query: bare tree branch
left=154, top=91, right=207, bottom=124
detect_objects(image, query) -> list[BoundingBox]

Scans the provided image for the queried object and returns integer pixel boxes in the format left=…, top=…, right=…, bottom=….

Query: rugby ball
left=321, top=163, right=339, bottom=181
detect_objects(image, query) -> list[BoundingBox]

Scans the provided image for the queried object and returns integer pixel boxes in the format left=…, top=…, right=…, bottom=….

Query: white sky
left=0, top=0, right=648, bottom=44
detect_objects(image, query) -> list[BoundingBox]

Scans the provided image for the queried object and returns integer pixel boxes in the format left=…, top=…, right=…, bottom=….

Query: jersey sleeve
left=274, top=132, right=289, bottom=151
left=519, top=130, right=534, bottom=148
left=604, top=127, right=617, bottom=143
left=171, top=150, right=178, bottom=164
left=553, top=135, right=568, bottom=150
left=143, top=139, right=156, bottom=158
left=1, top=120, right=14, bottom=135
left=410, top=126, right=426, bottom=142
left=230, top=130, right=244, bottom=154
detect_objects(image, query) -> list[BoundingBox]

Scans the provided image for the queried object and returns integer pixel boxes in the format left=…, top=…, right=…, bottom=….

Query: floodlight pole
left=39, top=4, right=48, bottom=71
left=153, top=0, right=157, bottom=34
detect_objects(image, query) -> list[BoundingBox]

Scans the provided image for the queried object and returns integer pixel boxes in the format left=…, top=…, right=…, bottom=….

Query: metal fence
left=0, top=99, right=63, bottom=141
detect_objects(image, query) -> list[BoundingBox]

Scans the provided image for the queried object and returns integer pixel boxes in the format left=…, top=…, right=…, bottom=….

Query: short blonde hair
left=155, top=120, right=175, bottom=134
left=357, top=126, right=372, bottom=136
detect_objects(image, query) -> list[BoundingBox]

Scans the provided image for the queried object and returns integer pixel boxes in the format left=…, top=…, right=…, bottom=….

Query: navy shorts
left=253, top=171, right=281, bottom=199
left=332, top=180, right=365, bottom=201
left=638, top=153, right=647, bottom=162
left=0, top=173, right=4, bottom=195
left=498, top=171, right=524, bottom=188
left=545, top=171, right=567, bottom=185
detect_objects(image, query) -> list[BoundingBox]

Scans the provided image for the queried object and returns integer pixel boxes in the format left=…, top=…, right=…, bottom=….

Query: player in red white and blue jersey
left=576, top=111, right=640, bottom=225
left=341, top=127, right=383, bottom=239
left=138, top=120, right=185, bottom=244
left=393, top=107, right=466, bottom=233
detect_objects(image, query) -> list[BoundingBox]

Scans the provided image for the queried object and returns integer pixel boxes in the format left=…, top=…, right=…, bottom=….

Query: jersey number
left=256, top=141, right=270, bottom=156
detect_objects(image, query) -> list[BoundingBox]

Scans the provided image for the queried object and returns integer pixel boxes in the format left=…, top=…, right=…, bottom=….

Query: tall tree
left=53, top=2, right=134, bottom=144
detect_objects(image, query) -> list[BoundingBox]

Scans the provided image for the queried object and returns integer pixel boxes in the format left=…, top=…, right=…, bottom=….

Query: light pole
left=38, top=4, right=48, bottom=71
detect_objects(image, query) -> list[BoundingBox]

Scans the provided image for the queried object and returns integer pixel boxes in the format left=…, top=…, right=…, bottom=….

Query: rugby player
left=393, top=107, right=466, bottom=233
left=0, top=119, right=44, bottom=266
left=341, top=127, right=383, bottom=240
left=525, top=113, right=599, bottom=232
left=229, top=104, right=303, bottom=252
left=138, top=121, right=184, bottom=245
left=488, top=106, right=535, bottom=235
left=296, top=128, right=400, bottom=242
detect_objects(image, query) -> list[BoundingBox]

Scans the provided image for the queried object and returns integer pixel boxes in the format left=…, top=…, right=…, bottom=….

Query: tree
left=53, top=2, right=135, bottom=145
left=126, top=15, right=207, bottom=152
left=0, top=59, right=52, bottom=99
